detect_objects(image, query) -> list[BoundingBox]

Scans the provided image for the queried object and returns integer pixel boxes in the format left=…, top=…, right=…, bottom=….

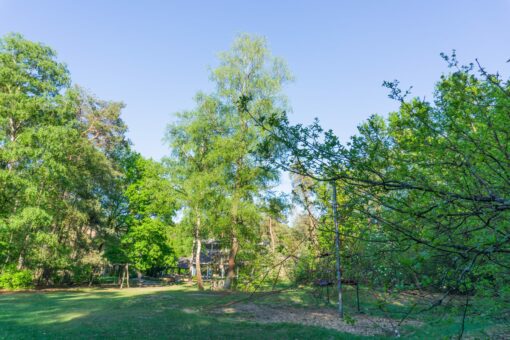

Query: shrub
left=70, top=265, right=93, bottom=284
left=0, top=268, right=34, bottom=289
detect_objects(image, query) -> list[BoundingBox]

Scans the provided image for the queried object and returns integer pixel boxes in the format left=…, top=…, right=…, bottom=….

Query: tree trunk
left=307, top=213, right=318, bottom=250
left=7, top=117, right=17, bottom=171
left=16, top=251, right=25, bottom=271
left=126, top=263, right=130, bottom=288
left=16, top=234, right=30, bottom=270
left=2, top=232, right=14, bottom=271
left=114, top=265, right=118, bottom=285
left=223, top=236, right=239, bottom=290
left=190, top=238, right=196, bottom=278
left=137, top=270, right=143, bottom=287
left=88, top=267, right=96, bottom=287
left=120, top=266, right=125, bottom=289
left=220, top=256, right=225, bottom=278
left=195, top=216, right=204, bottom=290
left=268, top=217, right=276, bottom=253
left=331, top=183, right=343, bottom=318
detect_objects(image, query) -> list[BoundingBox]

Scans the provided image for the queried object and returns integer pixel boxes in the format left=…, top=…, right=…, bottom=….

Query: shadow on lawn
left=0, top=287, right=364, bottom=339
left=2, top=286, right=498, bottom=339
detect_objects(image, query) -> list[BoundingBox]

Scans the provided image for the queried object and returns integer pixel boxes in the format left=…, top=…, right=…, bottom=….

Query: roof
left=178, top=257, right=190, bottom=269
left=191, top=252, right=213, bottom=265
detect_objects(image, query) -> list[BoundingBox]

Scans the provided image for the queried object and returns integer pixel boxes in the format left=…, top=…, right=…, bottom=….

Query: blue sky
left=2, top=0, right=510, bottom=189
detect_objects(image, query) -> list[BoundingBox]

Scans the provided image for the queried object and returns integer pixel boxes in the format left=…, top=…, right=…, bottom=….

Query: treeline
left=0, top=33, right=508, bottom=327
left=0, top=33, right=298, bottom=289
left=262, top=53, right=510, bottom=319
left=0, top=34, right=181, bottom=288
left=0, top=33, right=131, bottom=287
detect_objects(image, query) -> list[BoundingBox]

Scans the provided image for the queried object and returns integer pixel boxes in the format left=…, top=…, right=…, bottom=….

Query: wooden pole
left=332, top=182, right=343, bottom=318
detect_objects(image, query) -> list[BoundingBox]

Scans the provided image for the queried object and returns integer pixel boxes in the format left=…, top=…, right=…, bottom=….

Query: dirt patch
left=210, top=303, right=420, bottom=336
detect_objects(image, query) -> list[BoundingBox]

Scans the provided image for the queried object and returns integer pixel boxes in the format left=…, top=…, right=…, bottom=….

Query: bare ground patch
left=209, top=302, right=421, bottom=337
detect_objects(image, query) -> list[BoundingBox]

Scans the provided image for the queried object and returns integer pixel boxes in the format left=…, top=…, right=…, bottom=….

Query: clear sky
left=1, top=1, right=509, bottom=161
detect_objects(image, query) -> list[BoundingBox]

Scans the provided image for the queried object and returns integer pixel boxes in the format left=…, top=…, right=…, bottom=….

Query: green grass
left=243, top=285, right=506, bottom=339
left=0, top=285, right=365, bottom=339
left=0, top=284, right=505, bottom=339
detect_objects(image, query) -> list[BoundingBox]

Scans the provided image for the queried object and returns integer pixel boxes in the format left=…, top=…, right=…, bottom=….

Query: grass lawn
left=0, top=285, right=365, bottom=339
left=0, top=284, right=505, bottom=339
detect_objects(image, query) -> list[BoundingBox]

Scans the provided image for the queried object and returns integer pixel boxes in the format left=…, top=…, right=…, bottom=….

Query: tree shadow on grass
left=0, top=287, right=366, bottom=339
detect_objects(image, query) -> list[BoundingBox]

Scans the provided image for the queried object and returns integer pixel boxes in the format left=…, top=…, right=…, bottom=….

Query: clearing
left=0, top=284, right=505, bottom=339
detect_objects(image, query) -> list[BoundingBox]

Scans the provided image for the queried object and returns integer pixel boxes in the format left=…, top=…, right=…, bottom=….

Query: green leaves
left=0, top=34, right=130, bottom=284
left=272, top=54, right=510, bottom=305
left=212, top=34, right=293, bottom=103
left=8, top=207, right=51, bottom=232
left=114, top=155, right=178, bottom=273
left=0, top=33, right=69, bottom=96
left=0, top=267, right=33, bottom=289
left=162, top=35, right=293, bottom=287
left=122, top=218, right=173, bottom=272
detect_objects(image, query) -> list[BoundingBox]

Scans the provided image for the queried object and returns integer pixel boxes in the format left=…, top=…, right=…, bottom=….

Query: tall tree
left=210, top=34, right=292, bottom=289
left=165, top=35, right=292, bottom=290
left=0, top=34, right=130, bottom=285
left=120, top=156, right=178, bottom=278
left=165, top=94, right=227, bottom=290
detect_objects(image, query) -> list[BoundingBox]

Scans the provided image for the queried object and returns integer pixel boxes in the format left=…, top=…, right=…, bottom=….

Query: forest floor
left=0, top=283, right=506, bottom=339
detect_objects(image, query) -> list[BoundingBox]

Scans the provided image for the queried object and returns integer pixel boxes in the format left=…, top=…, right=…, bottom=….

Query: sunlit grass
left=0, top=285, right=505, bottom=339
left=0, top=285, right=362, bottom=339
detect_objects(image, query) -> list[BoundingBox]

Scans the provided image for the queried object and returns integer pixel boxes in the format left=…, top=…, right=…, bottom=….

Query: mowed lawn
left=0, top=285, right=363, bottom=340
left=0, top=284, right=504, bottom=339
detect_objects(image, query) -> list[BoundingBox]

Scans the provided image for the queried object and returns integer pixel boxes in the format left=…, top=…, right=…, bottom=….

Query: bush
left=0, top=268, right=34, bottom=289
left=70, top=265, right=93, bottom=284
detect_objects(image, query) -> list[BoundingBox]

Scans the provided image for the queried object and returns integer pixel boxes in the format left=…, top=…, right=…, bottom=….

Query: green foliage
left=263, top=52, right=510, bottom=332
left=1, top=32, right=507, bottom=337
left=164, top=34, right=293, bottom=289
left=122, top=218, right=174, bottom=272
left=124, top=157, right=178, bottom=224
left=107, top=155, right=179, bottom=274
left=0, top=267, right=33, bottom=289
left=0, top=33, right=130, bottom=284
